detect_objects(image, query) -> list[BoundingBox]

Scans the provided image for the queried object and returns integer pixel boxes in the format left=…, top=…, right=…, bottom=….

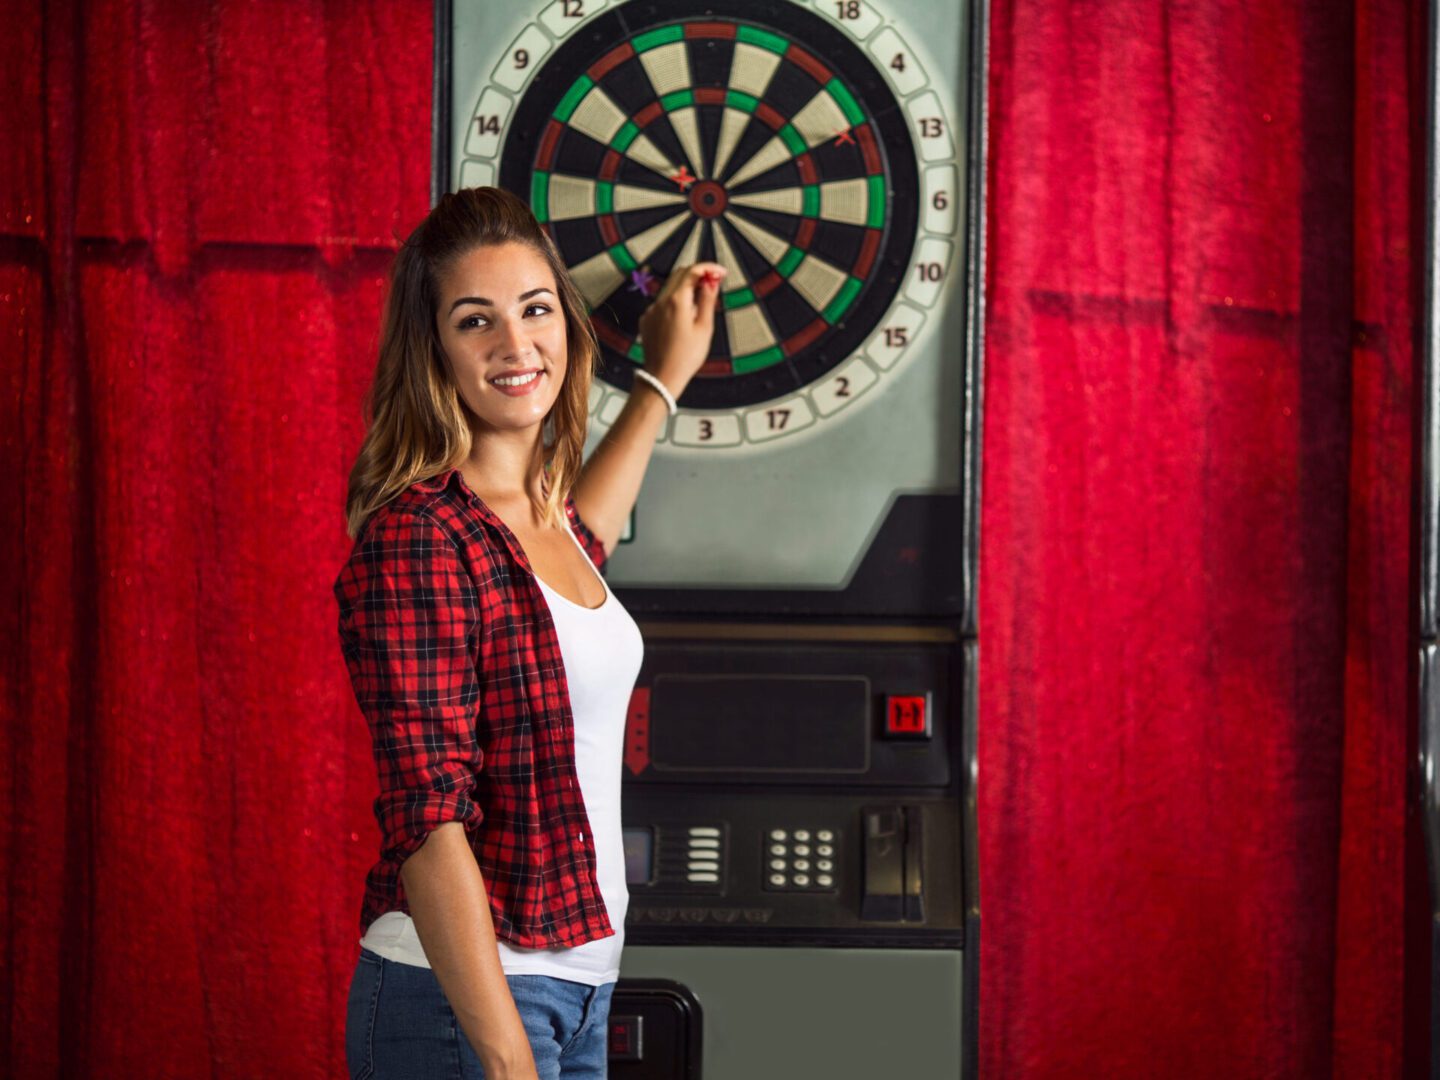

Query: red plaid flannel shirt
left=334, top=468, right=614, bottom=948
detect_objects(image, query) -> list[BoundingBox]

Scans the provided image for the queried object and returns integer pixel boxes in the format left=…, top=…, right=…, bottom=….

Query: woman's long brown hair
left=344, top=187, right=598, bottom=538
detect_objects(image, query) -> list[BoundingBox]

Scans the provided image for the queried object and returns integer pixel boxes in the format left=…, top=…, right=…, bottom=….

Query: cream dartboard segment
left=457, top=0, right=958, bottom=452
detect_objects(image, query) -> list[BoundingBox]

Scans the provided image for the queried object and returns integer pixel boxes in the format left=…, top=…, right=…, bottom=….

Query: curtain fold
left=981, top=0, right=1418, bottom=1075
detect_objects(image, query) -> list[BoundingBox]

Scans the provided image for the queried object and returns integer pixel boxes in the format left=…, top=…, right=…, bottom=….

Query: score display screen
left=650, top=674, right=869, bottom=774
left=622, top=827, right=655, bottom=885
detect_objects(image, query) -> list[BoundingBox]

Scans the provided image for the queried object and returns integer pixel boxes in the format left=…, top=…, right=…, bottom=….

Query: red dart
left=700, top=270, right=720, bottom=288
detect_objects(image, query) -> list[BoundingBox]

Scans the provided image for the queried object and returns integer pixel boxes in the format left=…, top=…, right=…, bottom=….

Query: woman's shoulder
left=351, top=471, right=498, bottom=561
left=564, top=496, right=607, bottom=571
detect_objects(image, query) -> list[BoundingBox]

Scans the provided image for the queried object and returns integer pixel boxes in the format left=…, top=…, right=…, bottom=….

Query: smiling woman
left=333, top=186, right=724, bottom=1079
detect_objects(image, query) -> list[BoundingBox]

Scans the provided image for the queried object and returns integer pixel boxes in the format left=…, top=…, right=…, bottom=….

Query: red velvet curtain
left=0, top=0, right=1420, bottom=1076
left=980, top=0, right=1421, bottom=1075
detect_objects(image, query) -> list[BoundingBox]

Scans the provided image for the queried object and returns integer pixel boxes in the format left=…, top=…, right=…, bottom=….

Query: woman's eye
left=525, top=303, right=552, bottom=317
left=457, top=314, right=488, bottom=330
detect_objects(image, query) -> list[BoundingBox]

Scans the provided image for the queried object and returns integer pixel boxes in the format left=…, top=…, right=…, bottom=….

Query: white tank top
left=359, top=524, right=643, bottom=985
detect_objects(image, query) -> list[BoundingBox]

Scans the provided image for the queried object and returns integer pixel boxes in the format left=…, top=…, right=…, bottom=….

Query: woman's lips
left=488, top=369, right=544, bottom=396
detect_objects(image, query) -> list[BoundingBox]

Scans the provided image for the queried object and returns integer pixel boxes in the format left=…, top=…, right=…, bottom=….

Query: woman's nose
left=493, top=317, right=532, bottom=358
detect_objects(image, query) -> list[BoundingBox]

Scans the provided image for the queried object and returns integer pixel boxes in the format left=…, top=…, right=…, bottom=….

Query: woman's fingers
left=694, top=267, right=721, bottom=324
left=655, top=262, right=726, bottom=308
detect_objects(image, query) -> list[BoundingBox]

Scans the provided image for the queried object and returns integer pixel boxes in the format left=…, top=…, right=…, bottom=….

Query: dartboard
left=457, top=0, right=960, bottom=455
left=453, top=0, right=966, bottom=583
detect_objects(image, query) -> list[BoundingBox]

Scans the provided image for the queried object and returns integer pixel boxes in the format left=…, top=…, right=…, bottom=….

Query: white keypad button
left=744, top=396, right=814, bottom=443
left=688, top=861, right=719, bottom=873
left=458, top=159, right=495, bottom=190
left=769, top=873, right=786, bottom=887
left=905, top=239, right=951, bottom=308
left=923, top=165, right=960, bottom=236
left=817, top=830, right=834, bottom=843
left=814, top=0, right=882, bottom=39
left=793, top=873, right=810, bottom=887
left=770, top=859, right=787, bottom=872
left=673, top=411, right=742, bottom=448
left=794, top=859, right=810, bottom=872
left=539, top=0, right=608, bottom=37
left=817, top=844, right=834, bottom=857
left=687, top=871, right=719, bottom=883
left=464, top=88, right=513, bottom=160
left=793, top=830, right=811, bottom=842
left=492, top=25, right=552, bottom=92
left=688, top=838, right=720, bottom=850
left=817, top=859, right=834, bottom=872
left=817, top=874, right=834, bottom=888
left=812, top=357, right=877, bottom=417
left=868, top=27, right=929, bottom=98
left=770, top=844, right=786, bottom=857
left=769, top=829, right=788, bottom=842
left=865, top=304, right=925, bottom=369
left=794, top=844, right=810, bottom=857
left=689, top=826, right=720, bottom=837
left=599, top=395, right=626, bottom=425
left=905, top=91, right=954, bottom=163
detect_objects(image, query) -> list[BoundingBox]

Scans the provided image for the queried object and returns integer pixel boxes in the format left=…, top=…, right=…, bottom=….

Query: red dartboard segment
left=535, top=120, right=564, bottom=171
left=795, top=153, right=819, bottom=185
left=599, top=215, right=621, bottom=247
left=599, top=150, right=623, bottom=181
left=856, top=123, right=883, bottom=174
left=699, top=358, right=733, bottom=376
left=588, top=42, right=635, bottom=81
left=634, top=101, right=665, bottom=127
left=754, top=271, right=784, bottom=299
left=593, top=318, right=631, bottom=355
left=794, top=218, right=817, bottom=249
left=854, top=229, right=882, bottom=279
left=685, top=21, right=738, bottom=40
left=783, top=318, right=829, bottom=357
left=755, top=102, right=787, bottom=131
left=694, top=87, right=727, bottom=107
left=786, top=44, right=832, bottom=85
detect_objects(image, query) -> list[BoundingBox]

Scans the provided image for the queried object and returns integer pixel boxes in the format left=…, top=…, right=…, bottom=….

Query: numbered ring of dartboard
left=479, top=0, right=949, bottom=448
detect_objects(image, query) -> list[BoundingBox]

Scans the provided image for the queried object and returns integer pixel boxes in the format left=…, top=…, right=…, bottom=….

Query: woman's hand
left=637, top=261, right=727, bottom=399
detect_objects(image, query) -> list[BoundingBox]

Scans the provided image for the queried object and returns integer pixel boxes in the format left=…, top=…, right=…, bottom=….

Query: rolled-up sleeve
left=335, top=506, right=484, bottom=865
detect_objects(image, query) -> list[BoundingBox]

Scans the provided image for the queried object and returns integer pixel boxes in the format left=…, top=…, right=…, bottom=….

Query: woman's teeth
left=492, top=372, right=540, bottom=387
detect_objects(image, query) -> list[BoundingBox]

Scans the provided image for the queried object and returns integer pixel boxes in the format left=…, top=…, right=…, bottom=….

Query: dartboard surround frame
left=457, top=0, right=960, bottom=450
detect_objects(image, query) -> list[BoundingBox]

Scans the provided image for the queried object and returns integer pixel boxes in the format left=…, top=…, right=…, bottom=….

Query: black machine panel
left=620, top=627, right=965, bottom=948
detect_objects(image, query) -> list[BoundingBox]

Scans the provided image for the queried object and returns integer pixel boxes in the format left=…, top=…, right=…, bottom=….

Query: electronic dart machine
left=439, top=0, right=985, bottom=1074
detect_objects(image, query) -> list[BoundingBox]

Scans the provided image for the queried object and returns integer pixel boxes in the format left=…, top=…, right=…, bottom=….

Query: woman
left=335, top=186, right=723, bottom=1079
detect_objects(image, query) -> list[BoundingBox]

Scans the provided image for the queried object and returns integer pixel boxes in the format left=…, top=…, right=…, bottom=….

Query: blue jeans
left=346, top=948, right=614, bottom=1079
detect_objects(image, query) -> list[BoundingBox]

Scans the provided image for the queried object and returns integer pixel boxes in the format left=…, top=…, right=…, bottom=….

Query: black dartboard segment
left=499, top=0, right=919, bottom=411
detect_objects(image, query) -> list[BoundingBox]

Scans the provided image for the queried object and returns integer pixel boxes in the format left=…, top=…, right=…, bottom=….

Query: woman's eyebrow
left=448, top=287, right=553, bottom=314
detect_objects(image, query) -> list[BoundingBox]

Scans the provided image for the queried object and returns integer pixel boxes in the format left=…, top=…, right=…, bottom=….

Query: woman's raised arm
left=571, top=262, right=725, bottom=553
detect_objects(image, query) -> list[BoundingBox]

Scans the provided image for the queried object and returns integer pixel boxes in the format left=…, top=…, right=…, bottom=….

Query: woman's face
left=435, top=241, right=568, bottom=437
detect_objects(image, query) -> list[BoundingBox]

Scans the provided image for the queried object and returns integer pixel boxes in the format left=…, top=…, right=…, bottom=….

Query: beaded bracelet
left=632, top=368, right=678, bottom=416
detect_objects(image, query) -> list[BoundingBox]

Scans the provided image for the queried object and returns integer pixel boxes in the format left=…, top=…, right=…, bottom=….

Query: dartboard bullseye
left=498, top=0, right=920, bottom=421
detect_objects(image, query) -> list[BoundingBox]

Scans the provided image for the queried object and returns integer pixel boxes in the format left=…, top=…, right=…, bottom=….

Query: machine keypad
left=762, top=826, right=841, bottom=892
left=683, top=825, right=726, bottom=886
